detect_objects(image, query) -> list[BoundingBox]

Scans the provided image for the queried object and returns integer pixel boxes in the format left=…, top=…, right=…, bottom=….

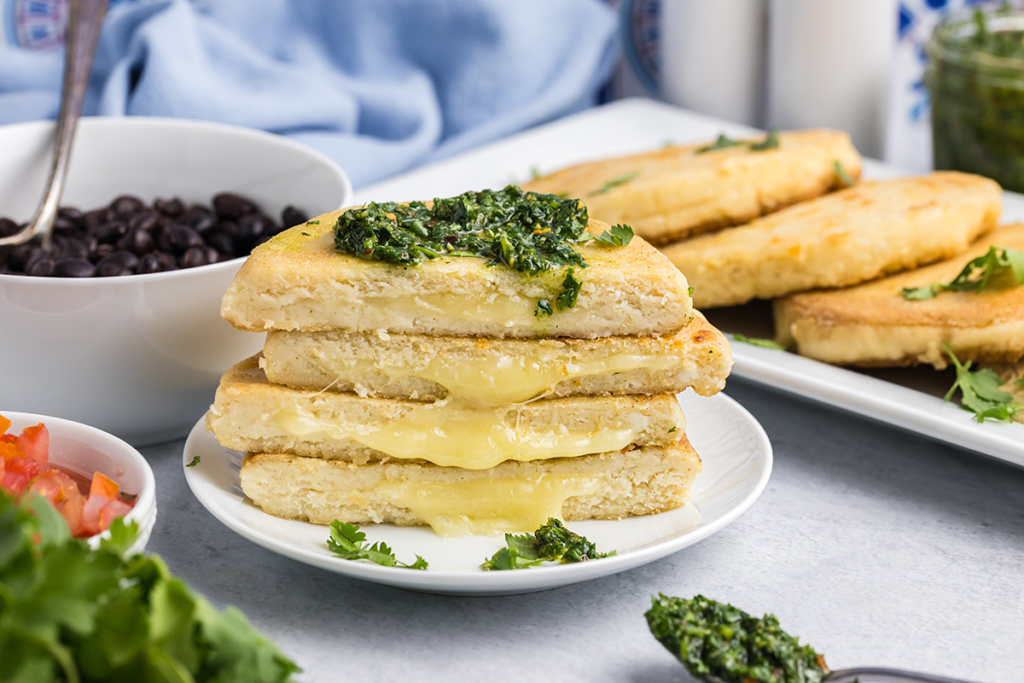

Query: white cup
left=659, top=0, right=768, bottom=126
left=767, top=0, right=897, bottom=157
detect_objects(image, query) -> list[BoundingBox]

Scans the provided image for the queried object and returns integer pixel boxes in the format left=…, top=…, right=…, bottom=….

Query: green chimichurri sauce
left=646, top=595, right=829, bottom=683
left=927, top=6, right=1024, bottom=192
left=334, top=186, right=593, bottom=316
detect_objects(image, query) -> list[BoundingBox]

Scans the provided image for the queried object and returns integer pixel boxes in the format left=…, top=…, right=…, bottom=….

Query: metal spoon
left=0, top=0, right=109, bottom=250
left=705, top=667, right=980, bottom=683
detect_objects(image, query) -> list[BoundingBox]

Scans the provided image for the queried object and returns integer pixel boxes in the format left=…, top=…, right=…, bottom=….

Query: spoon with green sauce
left=646, top=595, right=981, bottom=683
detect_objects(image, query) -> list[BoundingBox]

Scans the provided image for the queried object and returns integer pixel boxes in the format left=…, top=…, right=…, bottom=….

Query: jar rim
left=928, top=5, right=1024, bottom=72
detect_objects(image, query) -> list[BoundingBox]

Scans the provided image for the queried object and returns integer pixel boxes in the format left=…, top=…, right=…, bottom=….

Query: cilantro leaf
left=186, top=456, right=200, bottom=468
left=901, top=246, right=1024, bottom=300
left=594, top=223, right=634, bottom=247
left=590, top=172, right=638, bottom=196
left=480, top=518, right=614, bottom=570
left=555, top=269, right=582, bottom=312
left=696, top=134, right=743, bottom=154
left=833, top=160, right=855, bottom=187
left=749, top=129, right=780, bottom=151
left=327, top=521, right=428, bottom=570
left=535, top=298, right=554, bottom=318
left=733, top=334, right=787, bottom=351
left=943, top=343, right=1022, bottom=422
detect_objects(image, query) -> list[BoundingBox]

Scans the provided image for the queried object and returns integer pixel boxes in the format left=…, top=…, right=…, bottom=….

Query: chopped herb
left=697, top=134, right=743, bottom=153
left=530, top=166, right=542, bottom=180
left=335, top=186, right=594, bottom=314
left=668, top=426, right=677, bottom=433
left=306, top=219, right=320, bottom=225
left=481, top=518, right=614, bottom=570
left=943, top=343, right=1022, bottom=422
left=590, top=171, right=638, bottom=196
left=121, top=492, right=138, bottom=501
left=327, top=521, right=428, bottom=570
left=535, top=298, right=554, bottom=318
left=733, top=334, right=787, bottom=351
left=301, top=231, right=310, bottom=237
left=593, top=223, right=634, bottom=246
left=646, top=594, right=829, bottom=683
left=833, top=160, right=855, bottom=187
left=901, top=246, right=1024, bottom=300
left=186, top=455, right=201, bottom=467
left=750, top=129, right=780, bottom=151
left=688, top=286, right=695, bottom=297
left=555, top=268, right=582, bottom=311
left=663, top=140, right=676, bottom=149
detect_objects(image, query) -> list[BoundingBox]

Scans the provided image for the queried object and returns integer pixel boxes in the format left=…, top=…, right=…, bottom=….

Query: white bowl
left=0, top=118, right=352, bottom=445
left=3, top=410, right=157, bottom=554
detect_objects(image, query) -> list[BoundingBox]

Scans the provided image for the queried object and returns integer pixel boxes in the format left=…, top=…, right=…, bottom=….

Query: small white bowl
left=3, top=410, right=157, bottom=555
left=0, top=118, right=352, bottom=445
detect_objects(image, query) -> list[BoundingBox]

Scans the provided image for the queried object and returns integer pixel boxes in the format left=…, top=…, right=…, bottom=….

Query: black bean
left=204, top=232, right=233, bottom=255
left=137, top=253, right=164, bottom=274
left=110, top=195, right=145, bottom=218
left=281, top=205, right=308, bottom=228
left=58, top=237, right=90, bottom=260
left=165, top=225, right=203, bottom=254
left=52, top=257, right=96, bottom=277
left=58, top=206, right=84, bottom=226
left=154, top=197, right=185, bottom=217
left=213, top=193, right=257, bottom=219
left=119, top=226, right=155, bottom=256
left=0, top=218, right=19, bottom=238
left=99, top=250, right=140, bottom=272
left=179, top=246, right=209, bottom=269
left=90, top=243, right=114, bottom=263
left=7, top=244, right=37, bottom=272
left=53, top=215, right=79, bottom=236
left=26, top=257, right=54, bottom=277
left=93, top=220, right=128, bottom=244
left=237, top=214, right=270, bottom=243
left=128, top=209, right=160, bottom=233
left=95, top=260, right=126, bottom=277
left=214, top=219, right=240, bottom=238
left=188, top=212, right=216, bottom=234
left=84, top=208, right=114, bottom=231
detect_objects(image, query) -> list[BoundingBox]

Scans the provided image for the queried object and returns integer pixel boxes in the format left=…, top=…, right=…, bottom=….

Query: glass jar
left=926, top=6, right=1024, bottom=192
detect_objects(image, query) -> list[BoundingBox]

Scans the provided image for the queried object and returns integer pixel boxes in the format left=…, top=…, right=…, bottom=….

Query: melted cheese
left=274, top=401, right=643, bottom=469
left=325, top=352, right=676, bottom=406
left=381, top=475, right=601, bottom=536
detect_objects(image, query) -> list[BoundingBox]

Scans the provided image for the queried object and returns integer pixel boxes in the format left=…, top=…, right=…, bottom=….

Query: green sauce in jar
left=927, top=6, right=1024, bottom=192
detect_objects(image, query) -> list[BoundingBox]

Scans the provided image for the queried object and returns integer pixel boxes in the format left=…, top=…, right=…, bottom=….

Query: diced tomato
left=28, top=475, right=63, bottom=504
left=6, top=457, right=42, bottom=480
left=0, top=456, right=4, bottom=477
left=29, top=469, right=79, bottom=503
left=0, top=440, right=18, bottom=461
left=89, top=472, right=119, bottom=501
left=2, top=471, right=29, bottom=495
left=17, top=424, right=48, bottom=465
left=0, top=415, right=9, bottom=434
left=0, top=433, right=15, bottom=445
left=60, top=491, right=86, bottom=537
left=80, top=494, right=108, bottom=537
left=98, top=498, right=133, bottom=531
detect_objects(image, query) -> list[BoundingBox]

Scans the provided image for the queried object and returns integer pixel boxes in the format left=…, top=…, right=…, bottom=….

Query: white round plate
left=183, top=391, right=772, bottom=595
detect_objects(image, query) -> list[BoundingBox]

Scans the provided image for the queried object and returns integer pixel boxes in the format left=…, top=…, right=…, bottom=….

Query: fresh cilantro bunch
left=327, top=521, right=428, bottom=570
left=646, top=594, right=829, bottom=683
left=943, top=343, right=1022, bottom=422
left=0, top=491, right=299, bottom=683
left=480, top=518, right=615, bottom=571
left=901, top=246, right=1024, bottom=300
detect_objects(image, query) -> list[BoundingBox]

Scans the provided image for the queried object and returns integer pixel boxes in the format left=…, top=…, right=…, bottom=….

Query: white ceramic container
left=0, top=118, right=351, bottom=445
left=3, top=410, right=157, bottom=554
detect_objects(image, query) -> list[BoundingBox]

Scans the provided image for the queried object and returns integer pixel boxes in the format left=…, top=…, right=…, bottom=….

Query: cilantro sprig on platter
left=481, top=518, right=615, bottom=571
left=733, top=334, right=787, bottom=351
left=901, top=246, right=1024, bottom=300
left=327, top=521, right=428, bottom=570
left=943, top=343, right=1022, bottom=422
left=590, top=172, right=638, bottom=196
left=697, top=130, right=780, bottom=154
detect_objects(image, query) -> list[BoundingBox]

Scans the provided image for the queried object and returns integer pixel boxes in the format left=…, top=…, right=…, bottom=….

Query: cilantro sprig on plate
left=327, top=521, right=428, bottom=570
left=901, top=246, right=1024, bottom=300
left=481, top=518, right=615, bottom=571
left=943, top=343, right=1022, bottom=422
left=732, top=334, right=787, bottom=351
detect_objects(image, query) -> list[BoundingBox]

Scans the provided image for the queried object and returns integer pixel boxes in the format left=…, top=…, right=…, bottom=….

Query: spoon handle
left=33, top=0, right=109, bottom=249
left=827, top=667, right=983, bottom=683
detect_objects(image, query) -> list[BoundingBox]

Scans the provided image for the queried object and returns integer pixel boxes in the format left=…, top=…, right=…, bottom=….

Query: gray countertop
left=143, top=380, right=1024, bottom=683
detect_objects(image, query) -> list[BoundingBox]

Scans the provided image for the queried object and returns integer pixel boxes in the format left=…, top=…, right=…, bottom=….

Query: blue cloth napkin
left=0, top=0, right=617, bottom=187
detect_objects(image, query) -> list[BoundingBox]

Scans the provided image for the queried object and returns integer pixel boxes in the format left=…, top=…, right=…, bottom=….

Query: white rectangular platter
left=353, top=98, right=1024, bottom=468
